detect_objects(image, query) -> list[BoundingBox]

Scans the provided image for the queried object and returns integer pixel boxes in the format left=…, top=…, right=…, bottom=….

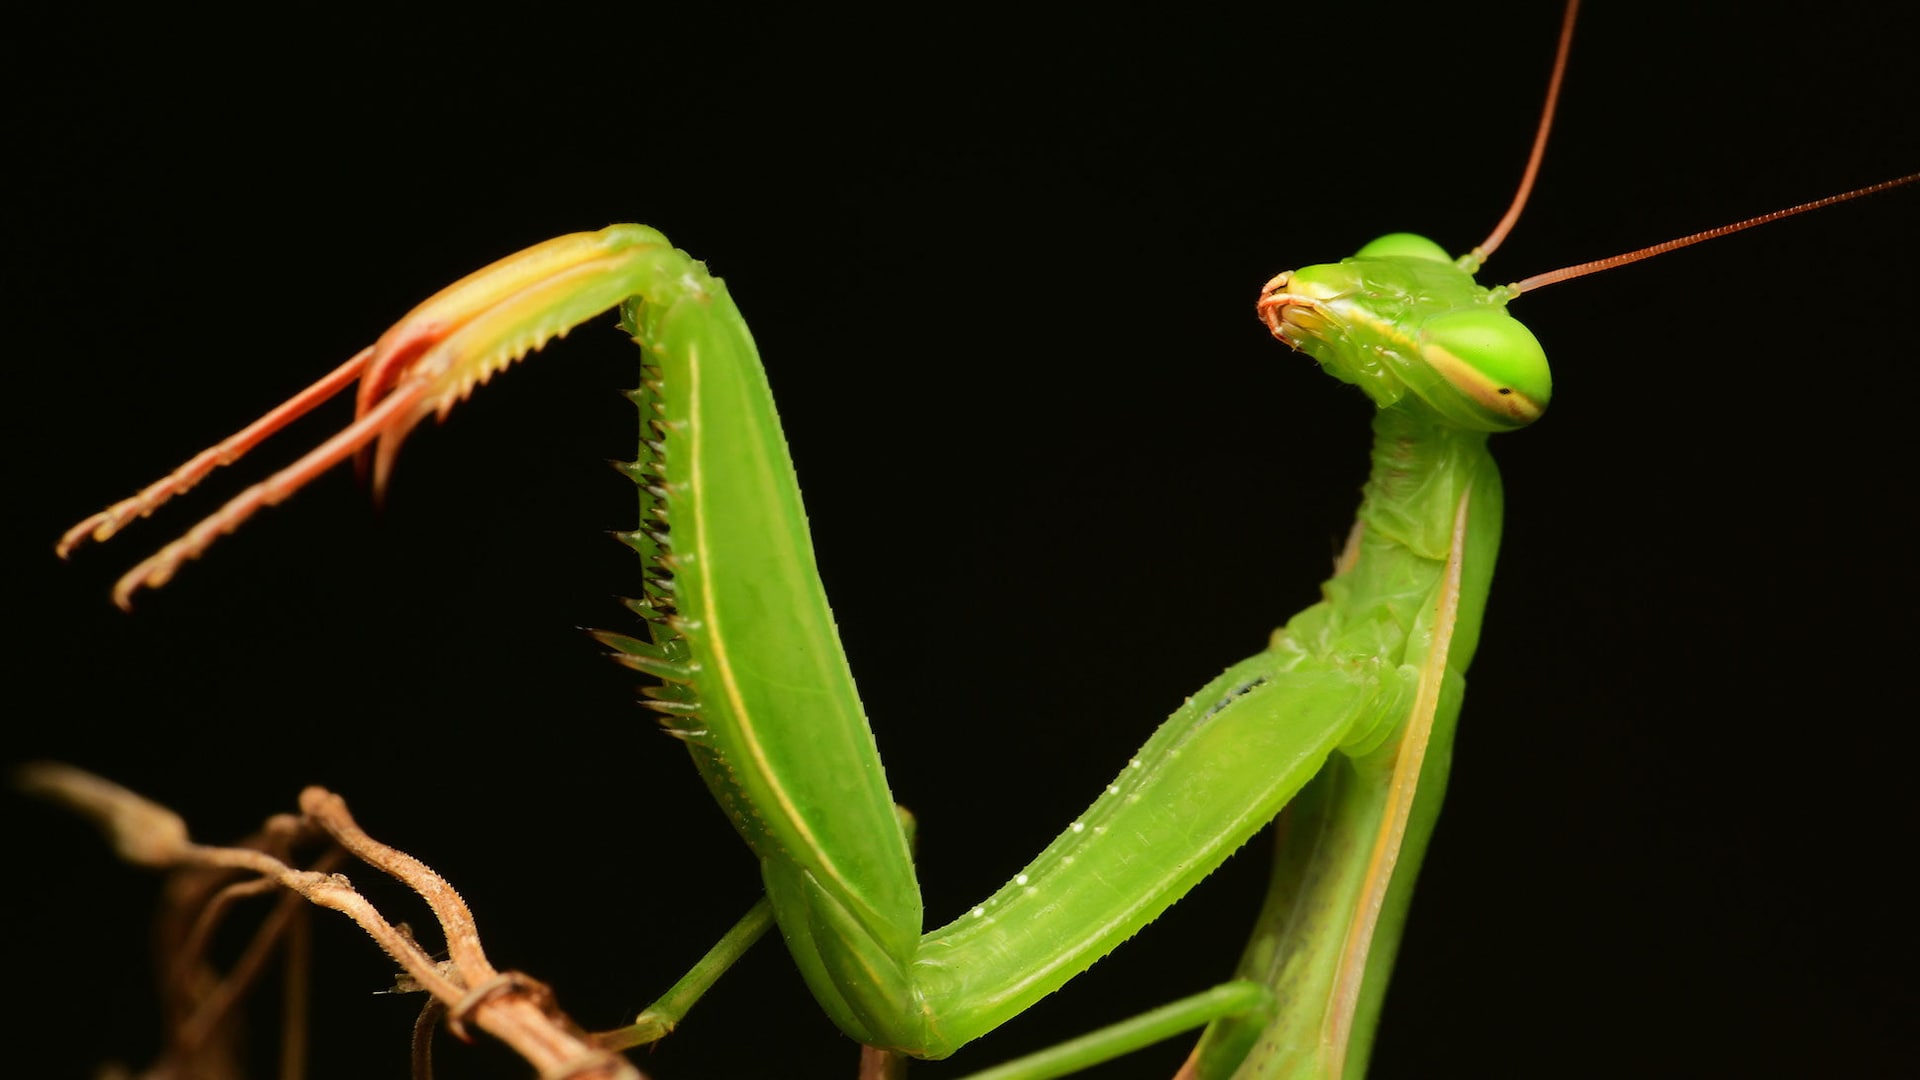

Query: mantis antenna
left=1464, top=0, right=1915, bottom=292
left=1510, top=172, right=1920, bottom=294
left=1470, top=0, right=1581, bottom=266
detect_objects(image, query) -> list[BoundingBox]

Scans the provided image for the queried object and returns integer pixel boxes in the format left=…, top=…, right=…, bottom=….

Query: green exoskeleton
left=50, top=2, right=1916, bottom=1075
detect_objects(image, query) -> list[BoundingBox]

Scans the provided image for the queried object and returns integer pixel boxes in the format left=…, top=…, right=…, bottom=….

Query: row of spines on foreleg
left=594, top=345, right=706, bottom=742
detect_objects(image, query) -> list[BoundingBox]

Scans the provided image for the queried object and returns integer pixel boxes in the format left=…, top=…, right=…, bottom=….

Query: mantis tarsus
left=13, top=5, right=1917, bottom=1077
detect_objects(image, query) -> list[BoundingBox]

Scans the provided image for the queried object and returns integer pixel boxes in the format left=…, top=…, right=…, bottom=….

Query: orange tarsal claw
left=58, top=230, right=648, bottom=610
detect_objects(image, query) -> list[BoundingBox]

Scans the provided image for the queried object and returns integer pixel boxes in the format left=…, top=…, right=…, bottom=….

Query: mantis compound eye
left=1417, top=308, right=1552, bottom=430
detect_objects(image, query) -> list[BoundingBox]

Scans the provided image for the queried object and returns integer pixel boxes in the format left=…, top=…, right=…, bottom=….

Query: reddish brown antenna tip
left=1510, top=172, right=1920, bottom=295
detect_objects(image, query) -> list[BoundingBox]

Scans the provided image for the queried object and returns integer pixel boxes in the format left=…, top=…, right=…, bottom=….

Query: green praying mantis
left=18, top=4, right=1918, bottom=1078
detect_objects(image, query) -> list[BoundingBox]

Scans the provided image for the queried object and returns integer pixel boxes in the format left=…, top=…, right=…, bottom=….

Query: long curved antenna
left=1468, top=0, right=1581, bottom=267
left=1510, top=173, right=1920, bottom=294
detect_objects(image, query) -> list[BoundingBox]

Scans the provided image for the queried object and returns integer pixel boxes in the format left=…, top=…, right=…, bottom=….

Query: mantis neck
left=1359, top=406, right=1492, bottom=561
left=1310, top=405, right=1504, bottom=680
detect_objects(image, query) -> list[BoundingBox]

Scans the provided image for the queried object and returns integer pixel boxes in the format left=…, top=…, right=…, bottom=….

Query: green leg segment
left=955, top=981, right=1273, bottom=1080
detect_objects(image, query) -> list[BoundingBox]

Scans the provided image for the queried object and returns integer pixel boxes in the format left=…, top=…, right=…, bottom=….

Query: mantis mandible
left=18, top=4, right=1920, bottom=1068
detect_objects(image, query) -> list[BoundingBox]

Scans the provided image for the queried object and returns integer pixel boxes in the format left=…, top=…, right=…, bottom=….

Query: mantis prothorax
left=41, top=2, right=1918, bottom=1077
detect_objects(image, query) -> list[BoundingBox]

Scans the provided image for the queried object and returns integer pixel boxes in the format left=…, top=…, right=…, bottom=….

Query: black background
left=7, top=5, right=1916, bottom=1078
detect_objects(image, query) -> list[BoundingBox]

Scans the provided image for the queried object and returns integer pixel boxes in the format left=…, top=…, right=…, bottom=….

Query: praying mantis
left=11, top=3, right=1918, bottom=1077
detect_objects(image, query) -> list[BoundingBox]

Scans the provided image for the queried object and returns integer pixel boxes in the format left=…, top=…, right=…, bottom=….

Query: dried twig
left=19, top=763, right=642, bottom=1080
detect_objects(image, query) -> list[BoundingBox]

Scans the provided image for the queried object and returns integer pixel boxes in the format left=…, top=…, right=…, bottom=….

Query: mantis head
left=1258, top=232, right=1552, bottom=432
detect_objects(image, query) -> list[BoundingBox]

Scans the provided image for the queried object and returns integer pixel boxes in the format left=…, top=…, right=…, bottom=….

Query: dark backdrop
left=8, top=6, right=1915, bottom=1077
